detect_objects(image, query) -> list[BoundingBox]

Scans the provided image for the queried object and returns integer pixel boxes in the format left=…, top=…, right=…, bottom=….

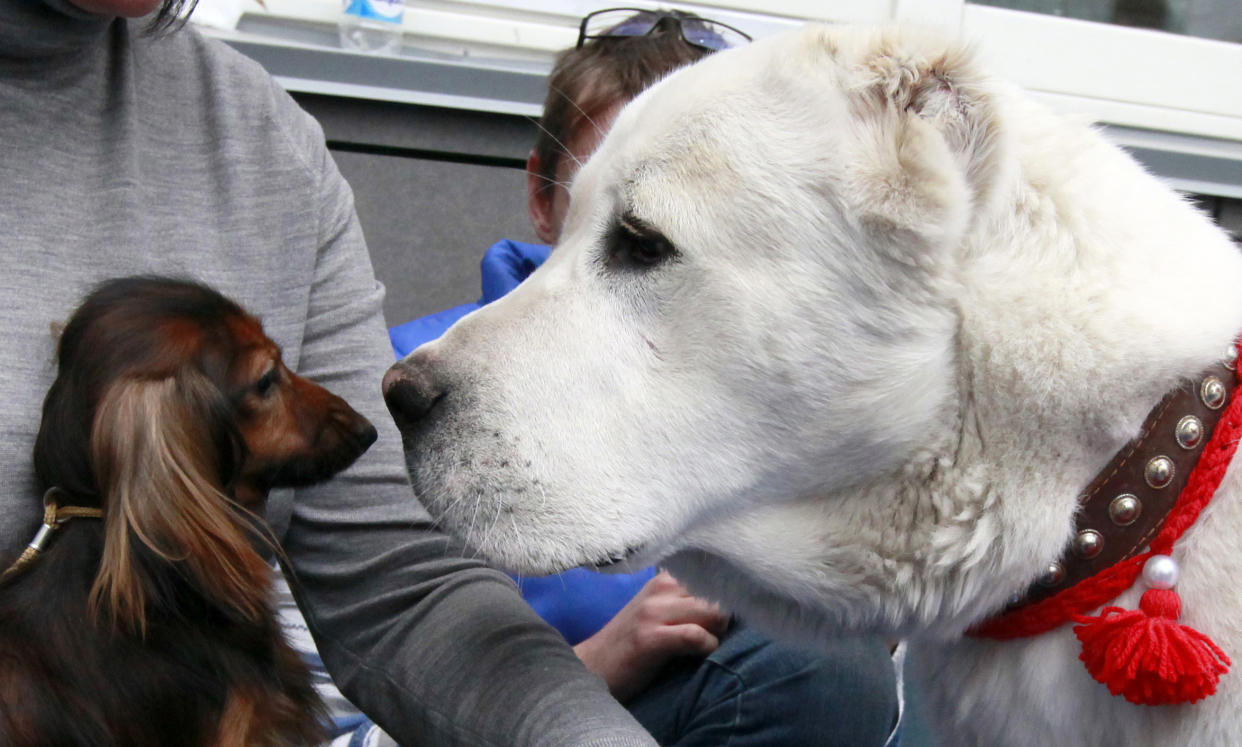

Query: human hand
left=573, top=570, right=729, bottom=703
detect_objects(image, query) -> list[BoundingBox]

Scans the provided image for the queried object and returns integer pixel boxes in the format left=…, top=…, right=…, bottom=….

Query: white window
left=210, top=0, right=1242, bottom=196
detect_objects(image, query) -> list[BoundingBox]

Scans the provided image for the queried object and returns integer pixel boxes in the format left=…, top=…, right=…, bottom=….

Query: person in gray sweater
left=0, top=1, right=655, bottom=744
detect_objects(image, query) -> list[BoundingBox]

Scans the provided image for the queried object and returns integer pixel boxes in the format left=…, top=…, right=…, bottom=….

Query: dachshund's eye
left=255, top=369, right=279, bottom=397
left=604, top=213, right=677, bottom=271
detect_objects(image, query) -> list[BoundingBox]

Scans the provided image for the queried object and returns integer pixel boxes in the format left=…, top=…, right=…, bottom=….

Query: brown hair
left=146, top=0, right=199, bottom=34
left=531, top=23, right=712, bottom=195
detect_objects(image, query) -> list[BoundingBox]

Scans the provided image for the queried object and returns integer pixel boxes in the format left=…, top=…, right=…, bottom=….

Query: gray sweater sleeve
left=268, top=89, right=655, bottom=746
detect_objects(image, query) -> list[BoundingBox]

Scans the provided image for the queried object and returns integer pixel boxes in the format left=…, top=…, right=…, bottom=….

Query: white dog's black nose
left=383, top=354, right=445, bottom=426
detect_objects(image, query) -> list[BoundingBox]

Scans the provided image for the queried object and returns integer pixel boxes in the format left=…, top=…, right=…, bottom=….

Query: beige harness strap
left=1, top=488, right=103, bottom=581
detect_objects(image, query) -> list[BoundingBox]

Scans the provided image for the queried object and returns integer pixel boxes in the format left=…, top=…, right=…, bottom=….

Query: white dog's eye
left=604, top=213, right=678, bottom=271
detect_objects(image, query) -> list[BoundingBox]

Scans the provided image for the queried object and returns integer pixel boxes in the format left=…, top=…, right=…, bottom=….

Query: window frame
left=221, top=0, right=1242, bottom=195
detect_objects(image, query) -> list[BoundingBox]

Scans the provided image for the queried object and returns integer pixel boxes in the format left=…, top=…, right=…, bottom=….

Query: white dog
left=383, top=25, right=1242, bottom=745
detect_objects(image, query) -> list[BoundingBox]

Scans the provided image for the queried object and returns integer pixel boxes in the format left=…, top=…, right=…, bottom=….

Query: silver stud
left=1108, top=493, right=1142, bottom=526
left=1038, top=561, right=1066, bottom=587
left=1144, top=455, right=1174, bottom=489
left=1175, top=415, right=1204, bottom=449
left=1226, top=345, right=1238, bottom=369
left=1201, top=376, right=1226, bottom=410
left=1073, top=529, right=1104, bottom=559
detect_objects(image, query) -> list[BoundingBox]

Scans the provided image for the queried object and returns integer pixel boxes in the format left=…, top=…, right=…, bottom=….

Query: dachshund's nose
left=353, top=420, right=379, bottom=450
left=383, top=352, right=445, bottom=426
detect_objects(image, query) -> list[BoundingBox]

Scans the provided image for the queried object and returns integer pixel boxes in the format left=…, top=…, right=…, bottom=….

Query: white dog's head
left=384, top=26, right=1242, bottom=639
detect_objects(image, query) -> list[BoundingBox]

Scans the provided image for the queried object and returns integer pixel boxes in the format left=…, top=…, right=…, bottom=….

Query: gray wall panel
left=296, top=93, right=538, bottom=163
left=330, top=149, right=538, bottom=328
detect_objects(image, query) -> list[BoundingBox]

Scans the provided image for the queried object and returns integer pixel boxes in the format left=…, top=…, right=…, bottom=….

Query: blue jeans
left=626, top=623, right=897, bottom=746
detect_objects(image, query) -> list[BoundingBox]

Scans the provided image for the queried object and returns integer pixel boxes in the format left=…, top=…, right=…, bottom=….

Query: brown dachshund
left=0, top=276, right=377, bottom=746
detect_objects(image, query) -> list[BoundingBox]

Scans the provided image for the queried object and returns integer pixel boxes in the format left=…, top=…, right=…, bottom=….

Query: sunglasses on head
left=576, top=7, right=752, bottom=52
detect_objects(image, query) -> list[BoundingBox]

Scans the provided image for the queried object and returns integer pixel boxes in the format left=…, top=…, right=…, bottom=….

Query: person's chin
left=67, top=0, right=164, bottom=19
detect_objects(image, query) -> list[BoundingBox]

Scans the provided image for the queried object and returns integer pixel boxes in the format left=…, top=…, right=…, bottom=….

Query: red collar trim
left=971, top=351, right=1242, bottom=641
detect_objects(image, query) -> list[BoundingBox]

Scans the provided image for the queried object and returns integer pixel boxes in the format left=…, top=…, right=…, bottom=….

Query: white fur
left=390, top=25, right=1242, bottom=744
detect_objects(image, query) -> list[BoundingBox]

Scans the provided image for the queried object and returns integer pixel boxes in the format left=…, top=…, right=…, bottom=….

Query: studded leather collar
left=974, top=345, right=1239, bottom=633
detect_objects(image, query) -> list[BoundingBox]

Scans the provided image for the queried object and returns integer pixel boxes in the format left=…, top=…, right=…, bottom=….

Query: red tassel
left=1073, top=589, right=1231, bottom=705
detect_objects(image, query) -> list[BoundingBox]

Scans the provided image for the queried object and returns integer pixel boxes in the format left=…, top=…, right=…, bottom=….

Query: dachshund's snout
left=335, top=403, right=378, bottom=453
left=354, top=418, right=379, bottom=451
left=383, top=351, right=445, bottom=427
left=327, top=387, right=378, bottom=449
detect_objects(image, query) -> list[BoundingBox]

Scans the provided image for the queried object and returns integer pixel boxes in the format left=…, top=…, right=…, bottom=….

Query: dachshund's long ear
left=89, top=370, right=270, bottom=632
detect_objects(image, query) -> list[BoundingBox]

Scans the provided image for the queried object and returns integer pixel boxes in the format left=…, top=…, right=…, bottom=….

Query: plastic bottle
left=338, top=0, right=405, bottom=55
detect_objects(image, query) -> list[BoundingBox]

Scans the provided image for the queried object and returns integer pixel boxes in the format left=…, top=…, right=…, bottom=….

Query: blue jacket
left=390, top=239, right=656, bottom=644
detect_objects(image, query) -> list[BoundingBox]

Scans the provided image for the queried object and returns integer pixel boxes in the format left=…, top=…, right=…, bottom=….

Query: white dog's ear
left=811, top=28, right=1007, bottom=263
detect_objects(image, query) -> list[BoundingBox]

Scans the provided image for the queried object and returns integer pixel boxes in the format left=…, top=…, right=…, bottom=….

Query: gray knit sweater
left=0, top=3, right=653, bottom=744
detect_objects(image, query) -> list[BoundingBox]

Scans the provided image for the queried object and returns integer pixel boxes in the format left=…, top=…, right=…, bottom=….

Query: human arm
left=573, top=570, right=730, bottom=703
